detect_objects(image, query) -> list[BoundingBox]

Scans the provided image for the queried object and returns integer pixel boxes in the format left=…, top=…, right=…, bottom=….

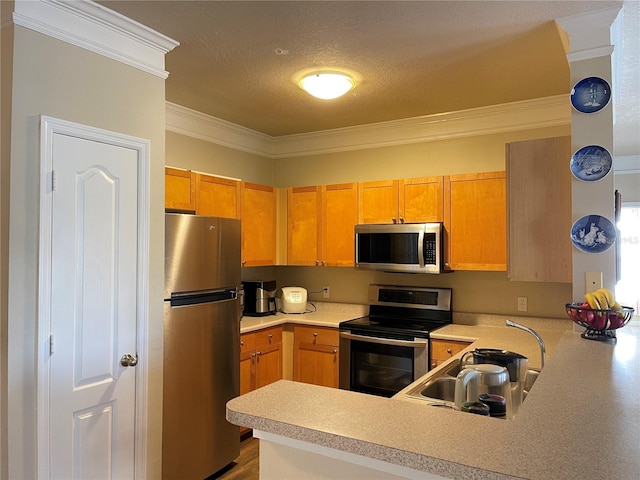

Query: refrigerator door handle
left=170, top=288, right=237, bottom=307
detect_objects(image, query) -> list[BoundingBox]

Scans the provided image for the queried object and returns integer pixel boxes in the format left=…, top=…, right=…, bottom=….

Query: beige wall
left=166, top=131, right=274, bottom=185
left=0, top=9, right=14, bottom=478
left=4, top=26, right=166, bottom=479
left=168, top=124, right=576, bottom=319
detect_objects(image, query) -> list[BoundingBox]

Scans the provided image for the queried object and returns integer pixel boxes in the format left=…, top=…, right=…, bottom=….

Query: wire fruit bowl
left=566, top=302, right=635, bottom=342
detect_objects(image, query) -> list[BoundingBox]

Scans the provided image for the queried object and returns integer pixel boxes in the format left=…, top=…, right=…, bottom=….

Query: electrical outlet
left=322, top=286, right=330, bottom=299
left=517, top=296, right=528, bottom=312
left=585, top=272, right=603, bottom=292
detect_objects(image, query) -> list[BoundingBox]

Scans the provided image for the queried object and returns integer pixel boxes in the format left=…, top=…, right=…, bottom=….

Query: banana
left=584, top=292, right=601, bottom=310
left=593, top=290, right=609, bottom=309
left=612, top=301, right=623, bottom=311
left=596, top=288, right=615, bottom=309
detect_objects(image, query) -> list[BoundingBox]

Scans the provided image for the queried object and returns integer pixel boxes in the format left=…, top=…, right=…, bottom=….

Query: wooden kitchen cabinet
left=293, top=325, right=339, bottom=388
left=430, top=339, right=471, bottom=369
left=287, top=183, right=358, bottom=266
left=241, top=182, right=276, bottom=266
left=444, top=171, right=507, bottom=271
left=165, top=167, right=196, bottom=211
left=239, top=326, right=283, bottom=433
left=194, top=172, right=240, bottom=218
left=287, top=186, right=321, bottom=266
left=358, top=176, right=443, bottom=224
left=321, top=183, right=358, bottom=266
left=507, top=136, right=572, bottom=283
left=240, top=326, right=282, bottom=391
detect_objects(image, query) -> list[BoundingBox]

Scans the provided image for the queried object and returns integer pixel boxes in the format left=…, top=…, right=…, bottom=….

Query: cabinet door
left=430, top=339, right=470, bottom=369
left=400, top=176, right=444, bottom=223
left=240, top=333, right=256, bottom=395
left=507, top=137, right=572, bottom=282
left=195, top=173, right=240, bottom=218
left=287, top=186, right=321, bottom=266
left=358, top=180, right=399, bottom=224
left=444, top=171, right=507, bottom=271
left=241, top=182, right=276, bottom=266
left=165, top=167, right=195, bottom=211
left=255, top=343, right=283, bottom=389
left=322, top=183, right=358, bottom=266
left=294, top=343, right=339, bottom=388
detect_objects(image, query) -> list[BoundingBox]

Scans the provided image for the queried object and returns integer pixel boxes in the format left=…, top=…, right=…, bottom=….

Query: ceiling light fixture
left=297, top=71, right=357, bottom=100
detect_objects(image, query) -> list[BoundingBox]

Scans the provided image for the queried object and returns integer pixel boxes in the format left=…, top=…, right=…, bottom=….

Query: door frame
left=36, top=116, right=150, bottom=478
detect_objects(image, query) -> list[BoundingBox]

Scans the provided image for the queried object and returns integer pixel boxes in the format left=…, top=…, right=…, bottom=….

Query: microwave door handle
left=417, top=229, right=425, bottom=267
left=339, top=332, right=428, bottom=348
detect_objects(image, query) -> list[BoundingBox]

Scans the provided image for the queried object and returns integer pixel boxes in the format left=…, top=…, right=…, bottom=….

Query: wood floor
left=211, top=434, right=259, bottom=480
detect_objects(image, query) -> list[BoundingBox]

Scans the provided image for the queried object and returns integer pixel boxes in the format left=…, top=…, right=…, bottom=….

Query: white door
left=38, top=117, right=149, bottom=479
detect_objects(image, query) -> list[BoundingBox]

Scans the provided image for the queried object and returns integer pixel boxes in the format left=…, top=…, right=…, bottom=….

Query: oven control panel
left=368, top=284, right=451, bottom=311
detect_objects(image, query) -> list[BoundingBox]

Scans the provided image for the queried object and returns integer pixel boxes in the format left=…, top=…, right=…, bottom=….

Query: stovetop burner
left=339, top=284, right=452, bottom=338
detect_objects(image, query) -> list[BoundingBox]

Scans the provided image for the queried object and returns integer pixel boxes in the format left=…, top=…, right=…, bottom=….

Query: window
left=616, top=202, right=640, bottom=321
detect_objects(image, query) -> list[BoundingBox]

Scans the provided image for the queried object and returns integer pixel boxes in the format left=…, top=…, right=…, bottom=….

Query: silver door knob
left=120, top=353, right=138, bottom=367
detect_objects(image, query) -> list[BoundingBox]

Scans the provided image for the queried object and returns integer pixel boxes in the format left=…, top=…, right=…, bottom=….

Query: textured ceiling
left=98, top=0, right=638, bottom=154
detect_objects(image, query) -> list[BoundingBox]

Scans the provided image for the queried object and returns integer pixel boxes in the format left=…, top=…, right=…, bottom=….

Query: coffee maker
left=242, top=280, right=277, bottom=316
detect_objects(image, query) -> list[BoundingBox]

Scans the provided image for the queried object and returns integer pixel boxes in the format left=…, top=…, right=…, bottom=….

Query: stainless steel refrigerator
left=163, top=213, right=241, bottom=480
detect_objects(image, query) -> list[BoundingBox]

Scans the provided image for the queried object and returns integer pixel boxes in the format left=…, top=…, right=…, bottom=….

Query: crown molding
left=11, top=0, right=178, bottom=78
left=556, top=6, right=621, bottom=57
left=166, top=95, right=570, bottom=159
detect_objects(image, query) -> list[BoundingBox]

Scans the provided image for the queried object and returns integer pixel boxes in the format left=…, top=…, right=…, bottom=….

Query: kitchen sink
left=405, top=359, right=541, bottom=404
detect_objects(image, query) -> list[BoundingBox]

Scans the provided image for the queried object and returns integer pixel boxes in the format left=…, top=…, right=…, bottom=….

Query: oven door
left=339, top=331, right=428, bottom=397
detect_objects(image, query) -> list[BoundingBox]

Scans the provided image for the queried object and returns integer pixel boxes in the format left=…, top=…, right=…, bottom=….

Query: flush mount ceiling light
left=294, top=69, right=360, bottom=100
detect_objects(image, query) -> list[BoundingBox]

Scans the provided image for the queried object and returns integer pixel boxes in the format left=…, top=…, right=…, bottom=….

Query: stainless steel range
left=339, top=284, right=452, bottom=397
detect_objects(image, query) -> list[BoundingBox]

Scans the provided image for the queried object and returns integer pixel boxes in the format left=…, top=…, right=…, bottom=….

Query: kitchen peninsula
left=227, top=321, right=640, bottom=479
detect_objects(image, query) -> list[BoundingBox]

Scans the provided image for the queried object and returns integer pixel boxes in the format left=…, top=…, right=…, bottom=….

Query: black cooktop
left=339, top=285, right=453, bottom=338
left=339, top=315, right=448, bottom=338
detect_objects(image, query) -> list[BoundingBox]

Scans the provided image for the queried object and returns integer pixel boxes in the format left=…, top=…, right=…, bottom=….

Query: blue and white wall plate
left=570, top=145, right=612, bottom=182
left=571, top=215, right=616, bottom=254
left=570, top=77, right=611, bottom=114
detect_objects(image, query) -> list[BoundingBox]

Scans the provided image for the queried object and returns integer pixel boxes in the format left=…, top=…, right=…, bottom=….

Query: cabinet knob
left=399, top=216, right=404, bottom=224
left=241, top=341, right=244, bottom=347
left=333, top=349, right=337, bottom=355
left=321, top=260, right=326, bottom=266
left=313, top=332, right=318, bottom=336
left=242, top=260, right=246, bottom=266
left=447, top=348, right=452, bottom=354
left=315, top=260, right=319, bottom=266
left=392, top=216, right=397, bottom=224
left=431, top=362, right=437, bottom=369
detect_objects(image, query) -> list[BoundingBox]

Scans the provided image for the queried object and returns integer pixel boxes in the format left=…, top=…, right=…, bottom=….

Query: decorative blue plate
left=570, top=77, right=611, bottom=114
left=571, top=215, right=616, bottom=254
left=570, top=145, right=612, bottom=182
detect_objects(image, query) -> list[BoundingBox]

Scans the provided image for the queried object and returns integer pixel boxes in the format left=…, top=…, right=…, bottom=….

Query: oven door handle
left=339, top=331, right=428, bottom=348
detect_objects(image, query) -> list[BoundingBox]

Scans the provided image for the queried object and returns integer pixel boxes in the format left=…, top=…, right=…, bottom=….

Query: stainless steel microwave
left=354, top=223, right=443, bottom=273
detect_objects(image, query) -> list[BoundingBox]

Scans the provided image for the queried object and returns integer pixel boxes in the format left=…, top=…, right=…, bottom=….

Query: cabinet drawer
left=431, top=339, right=470, bottom=360
left=255, top=326, right=282, bottom=347
left=294, top=325, right=339, bottom=346
left=240, top=333, right=255, bottom=354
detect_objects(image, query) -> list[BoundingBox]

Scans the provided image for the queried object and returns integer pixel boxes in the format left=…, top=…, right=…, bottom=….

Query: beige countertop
left=227, top=321, right=640, bottom=479
left=240, top=302, right=367, bottom=333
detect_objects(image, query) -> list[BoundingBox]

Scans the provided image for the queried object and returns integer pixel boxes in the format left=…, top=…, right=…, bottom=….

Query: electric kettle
left=454, top=364, right=511, bottom=418
left=460, top=348, right=528, bottom=417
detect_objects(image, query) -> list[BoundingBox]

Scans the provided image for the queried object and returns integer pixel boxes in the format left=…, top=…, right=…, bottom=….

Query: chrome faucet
left=506, top=320, right=546, bottom=369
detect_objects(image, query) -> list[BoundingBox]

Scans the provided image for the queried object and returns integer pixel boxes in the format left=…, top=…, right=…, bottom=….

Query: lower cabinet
left=430, top=339, right=471, bottom=369
left=239, top=326, right=283, bottom=433
left=293, top=325, right=339, bottom=388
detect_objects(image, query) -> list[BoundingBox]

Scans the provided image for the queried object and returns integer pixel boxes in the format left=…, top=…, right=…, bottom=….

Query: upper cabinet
left=194, top=173, right=240, bottom=218
left=358, top=176, right=443, bottom=224
left=321, top=183, right=358, bottom=266
left=444, top=171, right=507, bottom=271
left=241, top=182, right=276, bottom=266
left=287, top=183, right=358, bottom=267
left=287, top=186, right=321, bottom=266
left=507, top=136, right=572, bottom=283
left=165, top=167, right=196, bottom=211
